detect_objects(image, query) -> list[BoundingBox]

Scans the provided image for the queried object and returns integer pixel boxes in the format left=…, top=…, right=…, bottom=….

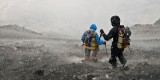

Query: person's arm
left=102, top=28, right=115, bottom=41
left=102, top=33, right=112, bottom=41
left=95, top=34, right=105, bottom=45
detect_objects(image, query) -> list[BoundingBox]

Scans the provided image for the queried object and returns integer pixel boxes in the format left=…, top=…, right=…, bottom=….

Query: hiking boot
left=112, top=63, right=117, bottom=69
left=82, top=56, right=90, bottom=62
left=120, top=64, right=129, bottom=70
left=92, top=58, right=98, bottom=63
left=123, top=66, right=129, bottom=70
left=81, top=59, right=88, bottom=62
left=85, top=56, right=90, bottom=61
left=91, top=57, right=98, bottom=63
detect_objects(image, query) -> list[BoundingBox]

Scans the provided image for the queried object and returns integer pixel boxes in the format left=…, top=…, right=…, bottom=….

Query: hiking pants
left=85, top=49, right=98, bottom=58
left=109, top=46, right=127, bottom=65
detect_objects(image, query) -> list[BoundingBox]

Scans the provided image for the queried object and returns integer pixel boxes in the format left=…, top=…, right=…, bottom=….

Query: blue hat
left=90, top=24, right=97, bottom=30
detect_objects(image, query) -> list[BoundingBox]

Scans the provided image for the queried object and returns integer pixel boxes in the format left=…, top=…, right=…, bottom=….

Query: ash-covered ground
left=0, top=23, right=160, bottom=80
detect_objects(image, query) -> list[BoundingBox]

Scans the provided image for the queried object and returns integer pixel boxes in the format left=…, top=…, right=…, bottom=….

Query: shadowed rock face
left=154, top=18, right=160, bottom=25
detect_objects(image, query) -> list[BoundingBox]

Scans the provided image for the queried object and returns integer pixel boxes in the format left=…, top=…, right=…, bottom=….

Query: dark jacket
left=102, top=25, right=124, bottom=47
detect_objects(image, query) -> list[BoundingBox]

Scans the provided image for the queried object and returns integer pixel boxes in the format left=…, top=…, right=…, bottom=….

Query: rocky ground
left=0, top=37, right=160, bottom=80
left=0, top=23, right=160, bottom=80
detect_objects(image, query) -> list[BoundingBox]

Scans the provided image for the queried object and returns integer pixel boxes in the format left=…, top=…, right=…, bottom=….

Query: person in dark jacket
left=100, top=15, right=127, bottom=68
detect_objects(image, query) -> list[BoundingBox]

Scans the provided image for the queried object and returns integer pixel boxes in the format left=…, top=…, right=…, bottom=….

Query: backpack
left=117, top=26, right=131, bottom=49
left=84, top=30, right=97, bottom=47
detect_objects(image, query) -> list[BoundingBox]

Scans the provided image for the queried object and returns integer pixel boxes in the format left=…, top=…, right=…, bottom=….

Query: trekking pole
left=99, top=34, right=102, bottom=40
left=128, top=46, right=132, bottom=52
left=99, top=34, right=108, bottom=56
left=104, top=42, right=108, bottom=57
left=81, top=44, right=84, bottom=51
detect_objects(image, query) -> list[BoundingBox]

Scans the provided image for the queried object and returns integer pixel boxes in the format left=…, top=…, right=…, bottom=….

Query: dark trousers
left=109, top=46, right=127, bottom=65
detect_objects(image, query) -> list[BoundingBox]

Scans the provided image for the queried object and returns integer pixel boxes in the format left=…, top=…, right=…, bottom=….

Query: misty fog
left=0, top=0, right=160, bottom=39
left=1, top=0, right=160, bottom=80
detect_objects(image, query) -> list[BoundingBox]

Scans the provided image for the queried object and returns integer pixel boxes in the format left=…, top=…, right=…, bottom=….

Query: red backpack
left=117, top=26, right=131, bottom=49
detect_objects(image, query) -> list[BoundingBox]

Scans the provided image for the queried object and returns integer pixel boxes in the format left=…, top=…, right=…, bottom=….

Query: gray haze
left=0, top=0, right=160, bottom=38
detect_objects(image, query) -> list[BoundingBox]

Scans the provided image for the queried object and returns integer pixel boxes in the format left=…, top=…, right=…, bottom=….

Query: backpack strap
left=91, top=31, right=97, bottom=37
left=85, top=30, right=97, bottom=37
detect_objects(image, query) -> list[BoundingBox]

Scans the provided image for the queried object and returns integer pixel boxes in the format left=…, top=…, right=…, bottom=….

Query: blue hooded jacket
left=81, top=24, right=104, bottom=45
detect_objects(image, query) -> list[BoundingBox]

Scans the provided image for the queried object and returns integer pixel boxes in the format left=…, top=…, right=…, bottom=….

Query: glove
left=100, top=29, right=104, bottom=34
left=81, top=43, right=86, bottom=47
left=103, top=41, right=106, bottom=45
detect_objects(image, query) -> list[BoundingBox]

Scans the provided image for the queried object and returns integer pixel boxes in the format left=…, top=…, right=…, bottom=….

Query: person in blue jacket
left=81, top=24, right=106, bottom=62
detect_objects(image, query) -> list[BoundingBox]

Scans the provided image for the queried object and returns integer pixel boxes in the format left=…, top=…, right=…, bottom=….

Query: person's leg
left=117, top=48, right=127, bottom=66
left=109, top=46, right=117, bottom=68
left=92, top=49, right=98, bottom=57
left=91, top=49, right=98, bottom=62
left=117, top=49, right=129, bottom=70
left=84, top=49, right=91, bottom=61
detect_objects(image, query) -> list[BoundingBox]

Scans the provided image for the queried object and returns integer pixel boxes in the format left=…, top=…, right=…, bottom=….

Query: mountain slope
left=130, top=18, right=160, bottom=40
left=154, top=18, right=160, bottom=25
left=0, top=24, right=42, bottom=39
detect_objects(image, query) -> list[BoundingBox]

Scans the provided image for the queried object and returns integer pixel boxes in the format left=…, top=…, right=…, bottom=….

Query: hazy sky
left=0, top=0, right=160, bottom=38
